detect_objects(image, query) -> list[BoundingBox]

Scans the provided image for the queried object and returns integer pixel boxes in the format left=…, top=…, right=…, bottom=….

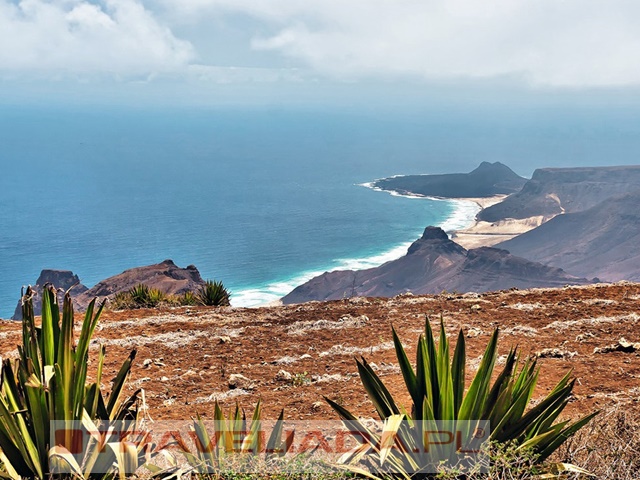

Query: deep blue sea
left=1, top=103, right=640, bottom=318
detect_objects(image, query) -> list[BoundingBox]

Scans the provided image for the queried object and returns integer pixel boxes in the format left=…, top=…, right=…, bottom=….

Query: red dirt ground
left=1, top=283, right=639, bottom=423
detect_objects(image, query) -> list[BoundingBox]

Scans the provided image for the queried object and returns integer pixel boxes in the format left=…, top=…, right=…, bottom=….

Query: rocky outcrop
left=12, top=260, right=206, bottom=318
left=74, top=260, right=205, bottom=309
left=373, top=162, right=527, bottom=198
left=497, top=190, right=640, bottom=282
left=478, top=165, right=640, bottom=222
left=12, top=270, right=88, bottom=320
left=282, top=227, right=589, bottom=304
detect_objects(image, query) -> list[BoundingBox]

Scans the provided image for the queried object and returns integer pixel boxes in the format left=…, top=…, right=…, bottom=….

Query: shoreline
left=449, top=196, right=547, bottom=249
left=236, top=187, right=547, bottom=308
left=359, top=182, right=547, bottom=249
left=234, top=189, right=490, bottom=308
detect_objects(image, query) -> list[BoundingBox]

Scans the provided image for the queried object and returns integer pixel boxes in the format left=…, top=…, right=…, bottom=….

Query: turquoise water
left=1, top=104, right=640, bottom=317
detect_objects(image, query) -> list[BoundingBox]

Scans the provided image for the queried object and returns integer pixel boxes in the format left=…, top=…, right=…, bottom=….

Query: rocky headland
left=282, top=226, right=589, bottom=303
left=372, top=161, right=527, bottom=198
left=11, top=260, right=205, bottom=320
left=283, top=163, right=640, bottom=304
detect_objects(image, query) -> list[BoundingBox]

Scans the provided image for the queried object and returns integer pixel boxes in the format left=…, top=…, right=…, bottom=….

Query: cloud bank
left=0, top=0, right=193, bottom=77
left=165, top=0, right=640, bottom=87
left=3, top=0, right=640, bottom=87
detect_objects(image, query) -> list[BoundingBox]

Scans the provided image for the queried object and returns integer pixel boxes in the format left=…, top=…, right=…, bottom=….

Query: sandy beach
left=450, top=195, right=550, bottom=249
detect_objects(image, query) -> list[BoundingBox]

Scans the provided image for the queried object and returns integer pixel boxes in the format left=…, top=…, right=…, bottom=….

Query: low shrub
left=198, top=280, right=231, bottom=307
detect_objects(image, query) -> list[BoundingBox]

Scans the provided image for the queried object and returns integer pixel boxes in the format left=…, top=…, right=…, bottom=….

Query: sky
left=2, top=0, right=640, bottom=105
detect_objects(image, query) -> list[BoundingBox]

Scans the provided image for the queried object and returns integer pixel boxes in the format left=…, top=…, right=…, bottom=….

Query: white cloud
left=4, top=0, right=640, bottom=87
left=0, top=0, right=194, bottom=76
left=161, top=0, right=640, bottom=87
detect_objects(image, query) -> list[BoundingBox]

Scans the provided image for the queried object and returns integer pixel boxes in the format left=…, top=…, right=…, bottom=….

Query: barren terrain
left=1, top=282, right=639, bottom=423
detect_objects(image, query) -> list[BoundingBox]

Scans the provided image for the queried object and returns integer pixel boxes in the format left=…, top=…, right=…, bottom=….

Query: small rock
left=275, top=370, right=293, bottom=382
left=594, top=338, right=640, bottom=354
left=576, top=332, right=596, bottom=342
left=311, top=401, right=323, bottom=410
left=470, top=304, right=482, bottom=312
left=228, top=373, right=255, bottom=390
left=160, top=376, right=169, bottom=382
left=299, top=353, right=313, bottom=360
left=142, top=359, right=153, bottom=368
left=218, top=336, right=232, bottom=344
left=536, top=348, right=577, bottom=359
left=466, top=327, right=483, bottom=338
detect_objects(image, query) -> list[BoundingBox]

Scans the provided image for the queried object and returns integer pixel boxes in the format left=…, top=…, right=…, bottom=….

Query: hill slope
left=497, top=191, right=640, bottom=281
left=282, top=227, right=589, bottom=303
left=479, top=165, right=640, bottom=222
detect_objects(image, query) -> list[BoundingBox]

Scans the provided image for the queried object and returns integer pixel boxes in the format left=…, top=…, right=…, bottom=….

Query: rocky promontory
left=11, top=260, right=206, bottom=319
left=282, top=226, right=590, bottom=303
left=12, top=270, right=89, bottom=320
left=372, top=161, right=526, bottom=198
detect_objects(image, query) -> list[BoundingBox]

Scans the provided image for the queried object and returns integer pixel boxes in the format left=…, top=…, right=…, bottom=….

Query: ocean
left=2, top=103, right=640, bottom=318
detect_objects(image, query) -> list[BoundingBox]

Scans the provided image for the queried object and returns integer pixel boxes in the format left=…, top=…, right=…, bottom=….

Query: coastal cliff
left=478, top=165, right=640, bottom=222
left=11, top=270, right=88, bottom=320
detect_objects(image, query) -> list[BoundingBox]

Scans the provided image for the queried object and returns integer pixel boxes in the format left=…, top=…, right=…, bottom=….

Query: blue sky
left=2, top=0, right=640, bottom=105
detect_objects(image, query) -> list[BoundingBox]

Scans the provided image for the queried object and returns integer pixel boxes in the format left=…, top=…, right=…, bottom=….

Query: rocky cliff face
left=74, top=260, right=205, bottom=308
left=497, top=190, right=640, bottom=282
left=282, top=227, right=589, bottom=303
left=12, top=260, right=206, bottom=319
left=373, top=161, right=527, bottom=198
left=12, top=270, right=88, bottom=320
left=478, top=165, right=640, bottom=222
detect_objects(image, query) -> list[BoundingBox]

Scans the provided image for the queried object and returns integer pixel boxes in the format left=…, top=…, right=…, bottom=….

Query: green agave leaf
left=536, top=412, right=599, bottom=462
left=451, top=329, right=466, bottom=416
left=356, top=357, right=400, bottom=420
left=423, top=318, right=442, bottom=419
left=266, top=409, right=287, bottom=458
left=436, top=320, right=454, bottom=421
left=392, top=326, right=419, bottom=411
left=48, top=445, right=84, bottom=477
left=106, top=350, right=137, bottom=418
left=0, top=447, right=22, bottom=480
left=107, top=441, right=139, bottom=480
left=458, top=328, right=499, bottom=422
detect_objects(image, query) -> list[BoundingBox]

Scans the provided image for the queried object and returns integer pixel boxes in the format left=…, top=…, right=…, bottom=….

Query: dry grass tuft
left=553, top=402, right=640, bottom=480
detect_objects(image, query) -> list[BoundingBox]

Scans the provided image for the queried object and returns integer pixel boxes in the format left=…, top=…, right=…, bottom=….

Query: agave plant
left=179, top=290, right=197, bottom=306
left=197, top=280, right=231, bottom=307
left=326, top=317, right=597, bottom=479
left=0, top=285, right=155, bottom=479
left=161, top=400, right=291, bottom=476
left=127, top=283, right=166, bottom=308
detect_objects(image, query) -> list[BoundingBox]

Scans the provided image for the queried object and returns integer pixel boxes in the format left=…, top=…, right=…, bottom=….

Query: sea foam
left=232, top=181, right=480, bottom=308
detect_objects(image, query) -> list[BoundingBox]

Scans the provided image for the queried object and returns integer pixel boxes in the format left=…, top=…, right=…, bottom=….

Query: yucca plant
left=161, top=400, right=291, bottom=476
left=0, top=285, right=155, bottom=479
left=326, top=317, right=597, bottom=479
left=197, top=280, right=231, bottom=307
